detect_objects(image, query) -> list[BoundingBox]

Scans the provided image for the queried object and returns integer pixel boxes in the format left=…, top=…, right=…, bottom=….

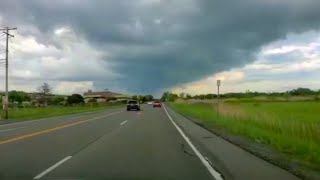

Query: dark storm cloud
left=1, top=0, right=320, bottom=93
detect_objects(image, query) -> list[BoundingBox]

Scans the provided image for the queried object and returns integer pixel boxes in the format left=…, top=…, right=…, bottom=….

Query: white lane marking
left=120, top=120, right=128, bottom=125
left=205, top=157, right=213, bottom=166
left=0, top=113, right=94, bottom=127
left=0, top=127, right=25, bottom=133
left=163, top=104, right=223, bottom=180
left=33, top=156, right=72, bottom=179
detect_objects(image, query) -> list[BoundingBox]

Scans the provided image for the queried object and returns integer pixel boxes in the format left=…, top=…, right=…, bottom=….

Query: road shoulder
left=164, top=103, right=301, bottom=180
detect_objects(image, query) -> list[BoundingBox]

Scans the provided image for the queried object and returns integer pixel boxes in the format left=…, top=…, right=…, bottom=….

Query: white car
left=147, top=101, right=154, bottom=105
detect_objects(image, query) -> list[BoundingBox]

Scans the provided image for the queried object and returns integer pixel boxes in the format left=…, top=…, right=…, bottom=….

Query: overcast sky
left=1, top=0, right=320, bottom=96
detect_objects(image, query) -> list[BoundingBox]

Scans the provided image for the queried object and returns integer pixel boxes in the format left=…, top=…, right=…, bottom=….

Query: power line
left=0, top=27, right=17, bottom=119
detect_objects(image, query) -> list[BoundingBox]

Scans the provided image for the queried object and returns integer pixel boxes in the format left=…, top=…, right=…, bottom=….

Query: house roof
left=83, top=91, right=123, bottom=98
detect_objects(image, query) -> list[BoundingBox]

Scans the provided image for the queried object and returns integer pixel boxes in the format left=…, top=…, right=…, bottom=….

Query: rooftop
left=83, top=90, right=129, bottom=98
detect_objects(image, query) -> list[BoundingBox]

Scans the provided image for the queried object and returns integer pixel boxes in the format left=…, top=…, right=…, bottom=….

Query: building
left=83, top=90, right=130, bottom=103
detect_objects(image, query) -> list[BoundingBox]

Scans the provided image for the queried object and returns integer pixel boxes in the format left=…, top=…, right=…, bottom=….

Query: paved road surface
left=0, top=104, right=300, bottom=180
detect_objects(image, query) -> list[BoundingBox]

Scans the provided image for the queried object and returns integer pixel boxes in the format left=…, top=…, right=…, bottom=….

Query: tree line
left=131, top=95, right=154, bottom=102
left=4, top=82, right=156, bottom=108
left=161, top=87, right=320, bottom=101
left=3, top=82, right=85, bottom=107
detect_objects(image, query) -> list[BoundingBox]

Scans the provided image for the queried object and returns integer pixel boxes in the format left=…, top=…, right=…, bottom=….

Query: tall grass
left=171, top=102, right=320, bottom=170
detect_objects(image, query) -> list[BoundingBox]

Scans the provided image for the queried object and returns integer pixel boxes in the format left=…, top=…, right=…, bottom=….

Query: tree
left=193, top=95, right=201, bottom=99
left=161, top=92, right=170, bottom=101
left=205, top=94, right=216, bottom=99
left=179, top=92, right=185, bottom=99
left=141, top=96, right=147, bottom=102
left=132, top=95, right=138, bottom=100
left=9, top=91, right=22, bottom=103
left=67, top=94, right=84, bottom=105
left=144, top=95, right=154, bottom=101
left=88, top=98, right=97, bottom=103
left=186, top=94, right=192, bottom=99
left=138, top=95, right=143, bottom=102
left=37, top=82, right=53, bottom=107
left=9, top=91, right=31, bottom=103
left=161, top=92, right=178, bottom=102
left=169, top=93, right=178, bottom=101
left=199, top=94, right=205, bottom=100
left=289, top=88, right=314, bottom=95
left=52, top=96, right=65, bottom=105
left=87, top=98, right=97, bottom=106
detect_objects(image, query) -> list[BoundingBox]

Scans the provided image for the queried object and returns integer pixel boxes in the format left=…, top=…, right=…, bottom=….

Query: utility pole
left=0, top=27, right=17, bottom=119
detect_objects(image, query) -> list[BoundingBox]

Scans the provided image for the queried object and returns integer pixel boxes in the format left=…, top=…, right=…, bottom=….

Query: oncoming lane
left=0, top=108, right=129, bottom=180
left=0, top=108, right=123, bottom=142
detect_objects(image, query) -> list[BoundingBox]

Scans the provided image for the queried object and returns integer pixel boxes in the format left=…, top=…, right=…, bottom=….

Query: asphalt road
left=0, top=104, right=300, bottom=180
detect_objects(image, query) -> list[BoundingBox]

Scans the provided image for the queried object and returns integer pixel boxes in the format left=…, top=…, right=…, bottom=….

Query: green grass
left=1, top=105, right=124, bottom=120
left=170, top=101, right=320, bottom=170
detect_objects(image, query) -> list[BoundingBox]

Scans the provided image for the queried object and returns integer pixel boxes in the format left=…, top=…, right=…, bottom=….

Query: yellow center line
left=0, top=111, right=123, bottom=145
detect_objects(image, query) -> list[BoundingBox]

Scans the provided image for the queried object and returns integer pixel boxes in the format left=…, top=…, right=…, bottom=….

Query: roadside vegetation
left=2, top=104, right=123, bottom=120
left=170, top=101, right=320, bottom=171
left=161, top=87, right=320, bottom=101
left=0, top=82, right=126, bottom=120
left=163, top=88, right=320, bottom=172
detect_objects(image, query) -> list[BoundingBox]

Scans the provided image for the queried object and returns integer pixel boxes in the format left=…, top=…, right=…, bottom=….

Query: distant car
left=147, top=101, right=154, bottom=105
left=127, top=100, right=140, bottom=111
left=153, top=101, right=162, bottom=108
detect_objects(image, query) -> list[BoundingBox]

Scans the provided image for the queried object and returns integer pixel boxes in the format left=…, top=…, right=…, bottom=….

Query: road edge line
left=162, top=104, right=223, bottom=180
left=33, top=156, right=72, bottom=179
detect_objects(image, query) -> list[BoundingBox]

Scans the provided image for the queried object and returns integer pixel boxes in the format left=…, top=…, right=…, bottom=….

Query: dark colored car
left=127, top=100, right=140, bottom=111
left=153, top=101, right=162, bottom=108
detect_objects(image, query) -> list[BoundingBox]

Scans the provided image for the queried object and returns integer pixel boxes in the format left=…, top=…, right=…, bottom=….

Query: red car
left=153, top=101, right=162, bottom=108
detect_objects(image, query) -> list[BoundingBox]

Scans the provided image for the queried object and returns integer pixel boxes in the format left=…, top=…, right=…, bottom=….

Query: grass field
left=0, top=105, right=123, bottom=120
left=170, top=101, right=320, bottom=170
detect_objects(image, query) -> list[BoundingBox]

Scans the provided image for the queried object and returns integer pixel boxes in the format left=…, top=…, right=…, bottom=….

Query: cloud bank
left=0, top=0, right=320, bottom=94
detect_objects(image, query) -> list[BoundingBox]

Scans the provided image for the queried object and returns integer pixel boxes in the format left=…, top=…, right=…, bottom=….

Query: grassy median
left=170, top=101, right=320, bottom=171
left=1, top=105, right=124, bottom=120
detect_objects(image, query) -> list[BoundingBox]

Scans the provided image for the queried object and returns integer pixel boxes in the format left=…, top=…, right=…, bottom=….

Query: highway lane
left=0, top=105, right=213, bottom=180
left=44, top=105, right=214, bottom=180
left=0, top=108, right=123, bottom=141
left=0, top=108, right=127, bottom=179
left=0, top=104, right=300, bottom=180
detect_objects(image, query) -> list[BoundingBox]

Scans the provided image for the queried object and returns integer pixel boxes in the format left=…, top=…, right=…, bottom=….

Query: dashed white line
left=0, top=127, right=26, bottom=133
left=120, top=120, right=128, bottom=125
left=162, top=104, right=224, bottom=180
left=33, top=156, right=72, bottom=179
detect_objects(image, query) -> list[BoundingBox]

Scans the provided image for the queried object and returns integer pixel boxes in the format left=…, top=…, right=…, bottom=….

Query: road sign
left=217, top=80, right=221, bottom=86
left=216, top=80, right=221, bottom=117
